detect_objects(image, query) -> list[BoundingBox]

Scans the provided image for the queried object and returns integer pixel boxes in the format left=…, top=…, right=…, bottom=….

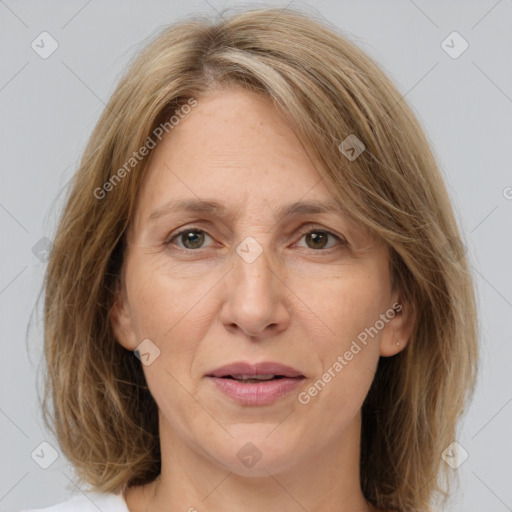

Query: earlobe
left=109, top=284, right=137, bottom=351
left=379, top=300, right=416, bottom=357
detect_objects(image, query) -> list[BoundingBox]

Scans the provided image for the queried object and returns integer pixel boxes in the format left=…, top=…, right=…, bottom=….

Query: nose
left=220, top=243, right=291, bottom=339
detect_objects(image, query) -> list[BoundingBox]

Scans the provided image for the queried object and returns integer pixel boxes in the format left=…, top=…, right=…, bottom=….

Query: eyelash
left=164, top=226, right=347, bottom=252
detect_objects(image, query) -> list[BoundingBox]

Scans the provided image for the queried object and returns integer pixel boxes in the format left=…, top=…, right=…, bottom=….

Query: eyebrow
left=147, top=198, right=345, bottom=224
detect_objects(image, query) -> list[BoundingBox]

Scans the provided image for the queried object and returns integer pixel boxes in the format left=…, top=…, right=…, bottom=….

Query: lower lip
left=207, top=376, right=305, bottom=405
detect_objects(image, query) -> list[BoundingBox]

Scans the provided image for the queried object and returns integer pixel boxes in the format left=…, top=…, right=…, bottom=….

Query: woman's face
left=111, top=87, right=411, bottom=476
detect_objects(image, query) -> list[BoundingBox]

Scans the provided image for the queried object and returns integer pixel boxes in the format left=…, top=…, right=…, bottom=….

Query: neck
left=125, top=411, right=374, bottom=512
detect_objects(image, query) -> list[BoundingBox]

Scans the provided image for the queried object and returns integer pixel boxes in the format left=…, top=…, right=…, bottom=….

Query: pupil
left=183, top=231, right=204, bottom=249
left=306, top=232, right=327, bottom=249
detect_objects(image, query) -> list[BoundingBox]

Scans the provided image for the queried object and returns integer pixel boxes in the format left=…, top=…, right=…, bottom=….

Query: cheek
left=126, top=256, right=217, bottom=342
left=298, top=325, right=380, bottom=442
left=294, top=268, right=386, bottom=412
left=125, top=256, right=219, bottom=406
left=127, top=261, right=214, bottom=433
left=295, top=266, right=389, bottom=348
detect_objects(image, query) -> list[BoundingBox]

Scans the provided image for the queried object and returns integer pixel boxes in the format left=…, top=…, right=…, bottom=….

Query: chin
left=204, top=430, right=300, bottom=477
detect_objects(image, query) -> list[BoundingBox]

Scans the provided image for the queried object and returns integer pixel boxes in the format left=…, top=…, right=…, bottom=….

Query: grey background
left=1, top=1, right=511, bottom=511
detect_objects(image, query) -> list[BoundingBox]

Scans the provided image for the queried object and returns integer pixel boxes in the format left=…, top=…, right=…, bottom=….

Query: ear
left=379, top=293, right=416, bottom=357
left=110, top=279, right=138, bottom=351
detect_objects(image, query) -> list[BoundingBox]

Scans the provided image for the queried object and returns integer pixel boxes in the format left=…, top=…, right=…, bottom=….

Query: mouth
left=206, top=362, right=306, bottom=405
left=219, top=374, right=291, bottom=383
left=207, top=361, right=305, bottom=379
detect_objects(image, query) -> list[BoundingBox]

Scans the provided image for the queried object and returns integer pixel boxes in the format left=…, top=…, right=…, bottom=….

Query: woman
left=26, top=6, right=478, bottom=512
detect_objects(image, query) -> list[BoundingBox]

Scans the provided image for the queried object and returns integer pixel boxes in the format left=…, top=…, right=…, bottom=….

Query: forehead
left=132, top=88, right=337, bottom=225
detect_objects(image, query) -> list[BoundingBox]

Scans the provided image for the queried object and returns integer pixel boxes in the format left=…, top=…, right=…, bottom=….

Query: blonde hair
left=40, top=6, right=478, bottom=511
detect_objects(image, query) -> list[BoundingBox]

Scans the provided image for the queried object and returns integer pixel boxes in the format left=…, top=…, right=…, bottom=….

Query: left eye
left=296, top=229, right=343, bottom=250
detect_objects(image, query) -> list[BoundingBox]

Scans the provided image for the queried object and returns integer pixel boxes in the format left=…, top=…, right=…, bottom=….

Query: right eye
left=165, top=228, right=216, bottom=250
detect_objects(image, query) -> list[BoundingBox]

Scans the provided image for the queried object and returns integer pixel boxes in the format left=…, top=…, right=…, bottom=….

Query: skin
left=111, top=87, right=415, bottom=512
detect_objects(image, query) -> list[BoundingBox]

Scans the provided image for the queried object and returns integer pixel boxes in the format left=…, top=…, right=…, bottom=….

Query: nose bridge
left=221, top=235, right=289, bottom=337
left=232, top=236, right=276, bottom=302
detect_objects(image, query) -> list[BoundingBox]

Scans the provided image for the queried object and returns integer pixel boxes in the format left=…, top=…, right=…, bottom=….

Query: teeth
left=231, top=374, right=276, bottom=381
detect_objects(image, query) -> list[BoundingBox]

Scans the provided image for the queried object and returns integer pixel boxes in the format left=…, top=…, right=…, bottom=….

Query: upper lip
left=207, top=361, right=304, bottom=378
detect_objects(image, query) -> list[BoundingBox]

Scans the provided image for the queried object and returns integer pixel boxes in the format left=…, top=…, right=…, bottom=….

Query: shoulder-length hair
left=40, top=6, right=478, bottom=511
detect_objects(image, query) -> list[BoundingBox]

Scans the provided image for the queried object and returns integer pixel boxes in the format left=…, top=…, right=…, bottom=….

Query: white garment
left=20, top=492, right=129, bottom=512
